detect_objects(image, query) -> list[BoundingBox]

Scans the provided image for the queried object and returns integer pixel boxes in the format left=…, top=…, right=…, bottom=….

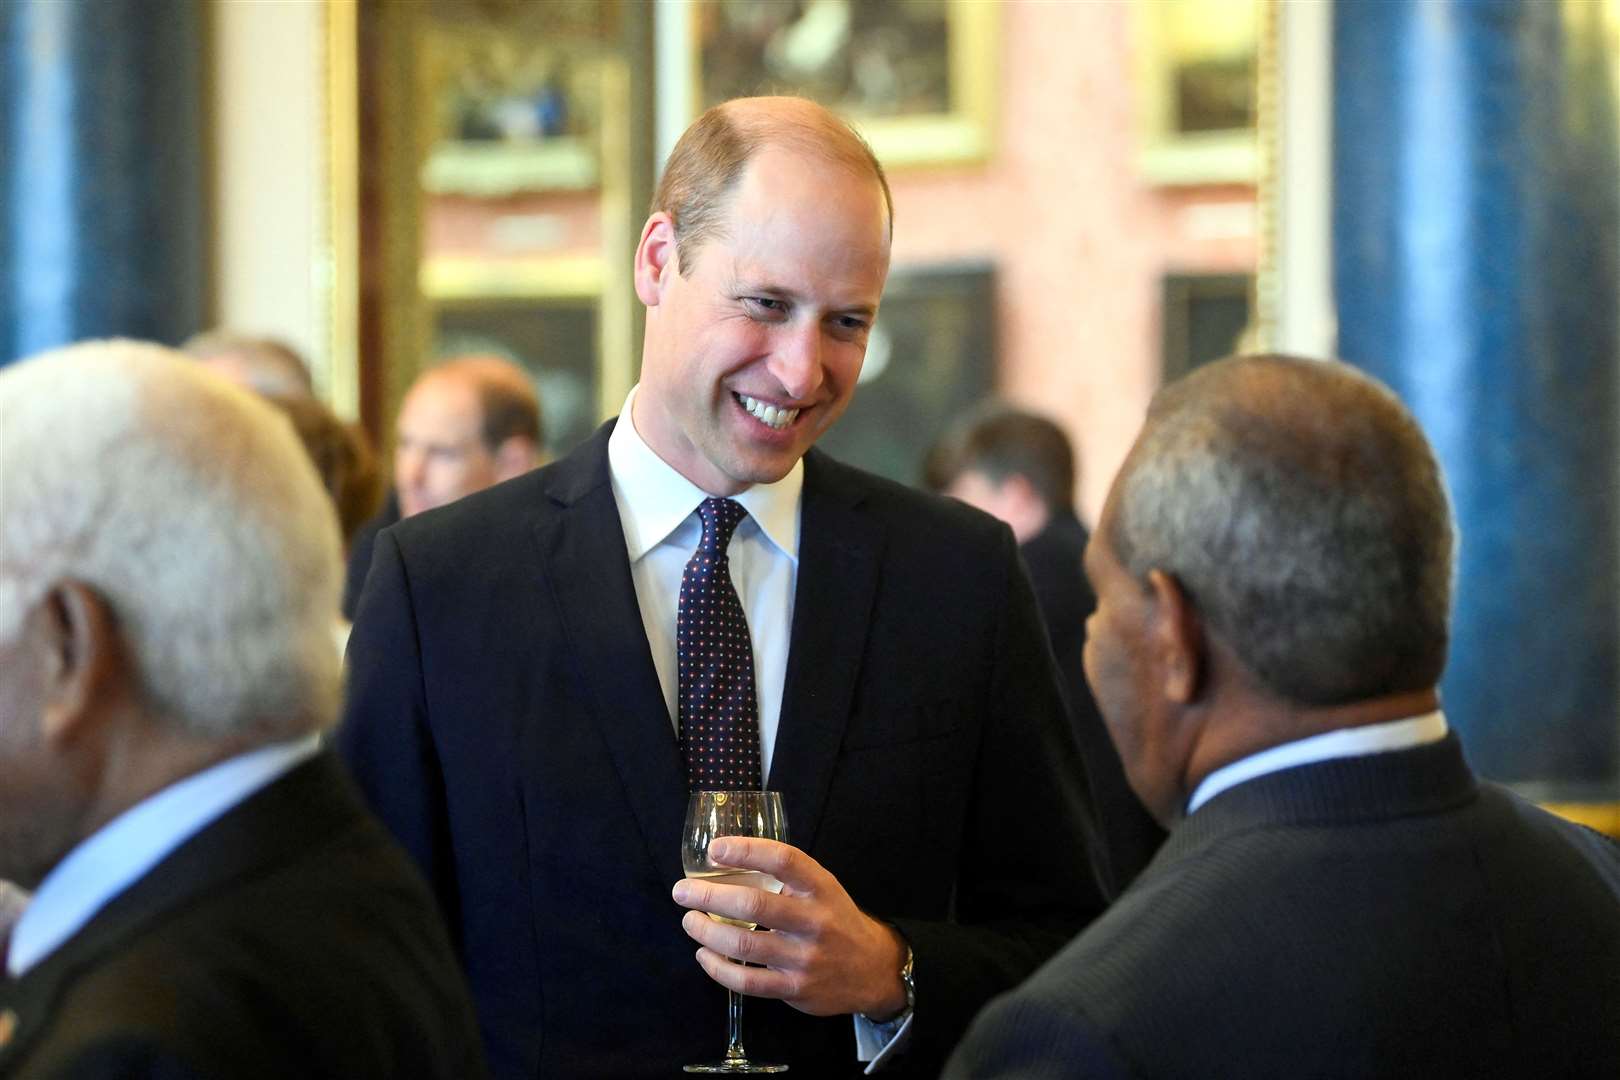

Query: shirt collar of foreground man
left=942, top=354, right=1620, bottom=1079
left=0, top=341, right=486, bottom=1078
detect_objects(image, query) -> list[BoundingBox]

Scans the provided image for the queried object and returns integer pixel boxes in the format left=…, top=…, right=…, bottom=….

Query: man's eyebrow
left=729, top=275, right=877, bottom=316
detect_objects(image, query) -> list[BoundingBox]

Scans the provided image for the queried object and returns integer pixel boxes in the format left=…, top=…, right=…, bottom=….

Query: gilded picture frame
left=1134, top=0, right=1259, bottom=185
left=689, top=0, right=998, bottom=168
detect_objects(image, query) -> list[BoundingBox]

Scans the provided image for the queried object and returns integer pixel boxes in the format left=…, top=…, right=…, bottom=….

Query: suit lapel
left=771, top=452, right=884, bottom=852
left=529, top=425, right=687, bottom=883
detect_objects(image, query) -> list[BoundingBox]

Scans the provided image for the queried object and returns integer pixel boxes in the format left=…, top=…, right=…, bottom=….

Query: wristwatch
left=897, top=942, right=915, bottom=1013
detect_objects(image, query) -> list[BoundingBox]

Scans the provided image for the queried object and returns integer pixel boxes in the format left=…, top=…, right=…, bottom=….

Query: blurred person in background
left=267, top=393, right=384, bottom=650
left=927, top=404, right=1164, bottom=891
left=393, top=355, right=544, bottom=520
left=182, top=329, right=314, bottom=399
left=341, top=356, right=543, bottom=619
left=0, top=340, right=486, bottom=1079
left=945, top=356, right=1620, bottom=1079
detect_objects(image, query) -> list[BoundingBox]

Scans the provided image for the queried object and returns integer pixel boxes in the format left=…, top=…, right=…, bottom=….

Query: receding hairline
left=409, top=356, right=541, bottom=449
left=655, top=96, right=894, bottom=246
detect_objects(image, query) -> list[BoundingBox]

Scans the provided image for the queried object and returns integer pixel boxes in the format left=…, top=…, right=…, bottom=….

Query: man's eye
left=743, top=297, right=787, bottom=317
left=830, top=314, right=870, bottom=339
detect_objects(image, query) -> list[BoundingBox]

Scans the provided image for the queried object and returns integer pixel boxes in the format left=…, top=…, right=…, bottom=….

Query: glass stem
left=724, top=979, right=746, bottom=1063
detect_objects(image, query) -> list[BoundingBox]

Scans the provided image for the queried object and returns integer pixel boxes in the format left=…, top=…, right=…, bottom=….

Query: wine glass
left=681, top=789, right=790, bottom=1074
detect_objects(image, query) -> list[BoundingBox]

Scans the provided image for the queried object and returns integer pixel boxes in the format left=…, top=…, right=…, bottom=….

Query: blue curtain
left=1, top=0, right=204, bottom=364
left=1335, top=0, right=1620, bottom=796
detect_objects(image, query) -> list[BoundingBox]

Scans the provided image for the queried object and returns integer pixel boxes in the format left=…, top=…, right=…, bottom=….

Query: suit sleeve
left=891, top=525, right=1109, bottom=1071
left=335, top=527, right=462, bottom=944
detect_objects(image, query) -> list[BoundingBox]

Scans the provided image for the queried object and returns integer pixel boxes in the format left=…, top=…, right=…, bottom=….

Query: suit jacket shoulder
left=0, top=755, right=486, bottom=1080
left=947, top=738, right=1620, bottom=1079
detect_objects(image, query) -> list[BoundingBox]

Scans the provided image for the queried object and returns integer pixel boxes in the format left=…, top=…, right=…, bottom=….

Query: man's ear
left=634, top=212, right=678, bottom=308
left=492, top=435, right=540, bottom=482
left=1146, top=569, right=1204, bottom=705
left=39, top=582, right=121, bottom=747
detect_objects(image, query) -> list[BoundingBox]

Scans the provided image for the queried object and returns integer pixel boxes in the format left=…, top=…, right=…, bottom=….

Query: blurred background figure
left=267, top=393, right=384, bottom=649
left=0, top=339, right=486, bottom=1078
left=393, top=354, right=544, bottom=519
left=182, top=329, right=315, bottom=399
left=343, top=355, right=543, bottom=618
left=268, top=394, right=384, bottom=557
left=927, top=403, right=1164, bottom=890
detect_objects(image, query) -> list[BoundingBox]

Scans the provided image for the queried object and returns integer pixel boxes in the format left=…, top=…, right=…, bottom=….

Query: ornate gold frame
left=688, top=0, right=998, bottom=168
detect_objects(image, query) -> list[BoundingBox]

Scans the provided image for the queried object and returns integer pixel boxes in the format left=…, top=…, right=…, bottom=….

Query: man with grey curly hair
left=947, top=354, right=1620, bottom=1079
left=0, top=340, right=485, bottom=1078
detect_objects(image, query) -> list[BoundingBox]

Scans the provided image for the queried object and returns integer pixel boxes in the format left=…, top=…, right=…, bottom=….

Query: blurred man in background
left=341, top=356, right=543, bottom=618
left=182, top=329, right=314, bottom=399
left=393, top=355, right=544, bottom=520
left=0, top=341, right=486, bottom=1079
left=945, top=355, right=1620, bottom=1079
left=927, top=404, right=1163, bottom=890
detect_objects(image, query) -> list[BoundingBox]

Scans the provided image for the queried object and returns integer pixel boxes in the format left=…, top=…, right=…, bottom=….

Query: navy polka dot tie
left=677, top=497, right=763, bottom=792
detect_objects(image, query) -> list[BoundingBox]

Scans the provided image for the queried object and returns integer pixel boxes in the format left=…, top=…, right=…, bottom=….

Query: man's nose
left=396, top=447, right=426, bottom=486
left=770, top=324, right=824, bottom=401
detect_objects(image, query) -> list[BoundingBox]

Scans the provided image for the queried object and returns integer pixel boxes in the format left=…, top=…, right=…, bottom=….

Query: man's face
left=394, top=375, right=499, bottom=518
left=1083, top=493, right=1181, bottom=824
left=633, top=146, right=891, bottom=495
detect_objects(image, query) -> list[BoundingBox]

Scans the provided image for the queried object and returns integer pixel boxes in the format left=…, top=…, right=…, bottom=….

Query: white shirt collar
left=1186, top=710, right=1449, bottom=815
left=607, top=385, right=801, bottom=563
left=7, top=733, right=322, bottom=977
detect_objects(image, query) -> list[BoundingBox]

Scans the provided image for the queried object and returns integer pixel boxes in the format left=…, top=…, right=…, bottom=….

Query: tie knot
left=697, top=497, right=747, bottom=554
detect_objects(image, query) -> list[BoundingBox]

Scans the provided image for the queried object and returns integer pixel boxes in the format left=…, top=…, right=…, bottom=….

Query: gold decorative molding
left=1542, top=802, right=1620, bottom=839
left=420, top=255, right=605, bottom=301
left=320, top=0, right=361, bottom=420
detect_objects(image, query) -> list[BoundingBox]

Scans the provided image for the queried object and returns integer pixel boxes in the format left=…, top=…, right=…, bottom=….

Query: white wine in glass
left=681, top=790, right=790, bottom=1074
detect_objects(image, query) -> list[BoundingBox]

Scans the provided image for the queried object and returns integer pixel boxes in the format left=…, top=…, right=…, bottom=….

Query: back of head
left=0, top=340, right=343, bottom=740
left=1111, top=355, right=1456, bottom=706
left=927, top=403, right=1077, bottom=512
left=182, top=330, right=314, bottom=399
left=267, top=394, right=383, bottom=547
left=652, top=95, right=893, bottom=273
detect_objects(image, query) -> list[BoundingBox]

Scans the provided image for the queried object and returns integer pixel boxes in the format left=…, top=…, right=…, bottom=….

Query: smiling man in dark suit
left=337, top=96, right=1108, bottom=1079
left=0, top=341, right=485, bottom=1079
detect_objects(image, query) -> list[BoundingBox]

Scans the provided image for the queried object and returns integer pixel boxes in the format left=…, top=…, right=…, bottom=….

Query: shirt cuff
left=854, top=1009, right=914, bottom=1073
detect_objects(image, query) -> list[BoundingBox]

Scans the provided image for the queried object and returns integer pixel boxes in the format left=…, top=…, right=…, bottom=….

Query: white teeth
left=737, top=393, right=799, bottom=430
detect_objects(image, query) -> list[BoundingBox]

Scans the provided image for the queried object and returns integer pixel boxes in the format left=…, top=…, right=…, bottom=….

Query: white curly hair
left=0, top=339, right=343, bottom=739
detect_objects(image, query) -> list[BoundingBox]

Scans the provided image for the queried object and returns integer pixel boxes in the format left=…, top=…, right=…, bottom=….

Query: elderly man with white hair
left=0, top=341, right=486, bottom=1079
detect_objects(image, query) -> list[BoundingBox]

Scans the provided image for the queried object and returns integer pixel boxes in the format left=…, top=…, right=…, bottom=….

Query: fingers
left=680, top=910, right=801, bottom=967
left=705, top=837, right=822, bottom=890
left=673, top=876, right=805, bottom=933
left=693, top=946, right=804, bottom=1000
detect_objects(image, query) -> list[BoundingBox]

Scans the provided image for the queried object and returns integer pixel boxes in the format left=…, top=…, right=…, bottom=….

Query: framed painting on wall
left=691, top=0, right=997, bottom=167
left=816, top=261, right=996, bottom=487
left=1134, top=0, right=1259, bottom=185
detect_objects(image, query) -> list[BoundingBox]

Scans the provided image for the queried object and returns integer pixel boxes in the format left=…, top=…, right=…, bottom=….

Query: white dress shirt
left=607, top=389, right=909, bottom=1068
left=1186, top=710, right=1450, bottom=815
left=607, top=387, right=801, bottom=785
left=6, top=733, right=322, bottom=977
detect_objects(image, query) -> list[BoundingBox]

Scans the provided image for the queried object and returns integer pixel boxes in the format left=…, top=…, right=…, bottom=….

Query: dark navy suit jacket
left=0, top=754, right=486, bottom=1080
left=946, top=735, right=1620, bottom=1079
left=337, top=422, right=1109, bottom=1079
